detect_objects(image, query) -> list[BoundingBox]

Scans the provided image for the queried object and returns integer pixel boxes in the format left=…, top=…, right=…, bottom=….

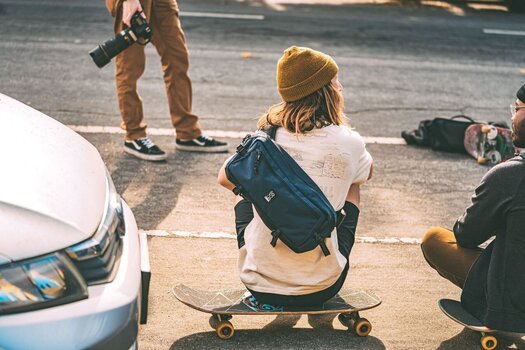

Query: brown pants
left=421, top=227, right=482, bottom=289
left=106, top=0, right=202, bottom=140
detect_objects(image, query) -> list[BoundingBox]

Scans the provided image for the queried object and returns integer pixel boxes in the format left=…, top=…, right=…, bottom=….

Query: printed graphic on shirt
left=292, top=153, right=347, bottom=180
left=322, top=154, right=345, bottom=179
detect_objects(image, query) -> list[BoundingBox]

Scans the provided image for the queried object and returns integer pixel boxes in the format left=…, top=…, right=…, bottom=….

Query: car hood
left=0, top=94, right=106, bottom=262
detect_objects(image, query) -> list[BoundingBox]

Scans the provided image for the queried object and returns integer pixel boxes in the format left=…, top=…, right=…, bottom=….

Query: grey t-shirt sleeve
left=453, top=164, right=515, bottom=248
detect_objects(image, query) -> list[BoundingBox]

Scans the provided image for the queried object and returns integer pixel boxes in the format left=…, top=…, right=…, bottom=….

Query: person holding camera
left=104, top=0, right=228, bottom=161
left=421, top=83, right=525, bottom=332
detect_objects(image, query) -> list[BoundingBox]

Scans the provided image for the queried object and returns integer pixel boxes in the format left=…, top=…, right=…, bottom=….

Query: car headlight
left=66, top=170, right=125, bottom=262
left=65, top=170, right=125, bottom=285
left=0, top=253, right=88, bottom=315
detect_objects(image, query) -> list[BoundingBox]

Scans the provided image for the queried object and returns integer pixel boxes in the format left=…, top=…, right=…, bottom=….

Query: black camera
left=89, top=12, right=152, bottom=68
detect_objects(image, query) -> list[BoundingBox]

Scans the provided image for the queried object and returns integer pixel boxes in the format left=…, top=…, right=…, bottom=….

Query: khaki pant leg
left=421, top=227, right=482, bottom=289
left=149, top=0, right=202, bottom=140
left=112, top=0, right=153, bottom=140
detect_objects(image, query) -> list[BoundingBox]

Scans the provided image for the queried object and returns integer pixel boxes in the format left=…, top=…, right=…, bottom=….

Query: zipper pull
left=315, top=233, right=331, bottom=256
left=253, top=151, right=261, bottom=173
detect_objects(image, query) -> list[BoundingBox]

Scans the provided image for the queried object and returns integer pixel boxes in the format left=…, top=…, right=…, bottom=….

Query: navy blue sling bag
left=225, top=126, right=345, bottom=256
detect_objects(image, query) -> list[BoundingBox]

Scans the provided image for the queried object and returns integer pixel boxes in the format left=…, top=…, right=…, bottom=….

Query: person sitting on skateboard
left=421, top=83, right=525, bottom=332
left=218, top=46, right=373, bottom=307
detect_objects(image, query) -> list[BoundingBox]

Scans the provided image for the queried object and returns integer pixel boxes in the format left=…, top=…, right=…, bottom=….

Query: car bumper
left=0, top=201, right=149, bottom=350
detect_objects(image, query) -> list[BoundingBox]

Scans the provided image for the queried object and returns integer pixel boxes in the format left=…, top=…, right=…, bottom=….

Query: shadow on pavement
left=437, top=328, right=525, bottom=349
left=170, top=325, right=386, bottom=349
left=111, top=150, right=188, bottom=229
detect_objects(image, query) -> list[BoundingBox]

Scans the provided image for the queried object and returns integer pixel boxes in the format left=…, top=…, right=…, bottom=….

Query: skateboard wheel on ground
left=487, top=128, right=498, bottom=140
left=481, top=125, right=498, bottom=140
left=477, top=156, right=488, bottom=165
left=216, top=320, right=235, bottom=340
left=350, top=317, right=372, bottom=337
left=480, top=334, right=497, bottom=350
left=486, top=150, right=502, bottom=164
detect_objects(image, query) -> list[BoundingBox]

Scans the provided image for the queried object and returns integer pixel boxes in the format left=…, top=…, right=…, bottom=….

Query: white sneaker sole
left=175, top=144, right=229, bottom=153
left=124, top=146, right=168, bottom=161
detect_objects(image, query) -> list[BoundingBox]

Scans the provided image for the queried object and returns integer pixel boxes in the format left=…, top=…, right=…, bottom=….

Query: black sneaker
left=175, top=135, right=228, bottom=153
left=124, top=136, right=167, bottom=161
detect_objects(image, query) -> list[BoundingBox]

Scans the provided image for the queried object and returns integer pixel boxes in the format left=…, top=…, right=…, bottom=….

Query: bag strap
left=261, top=125, right=278, bottom=140
left=450, top=115, right=476, bottom=123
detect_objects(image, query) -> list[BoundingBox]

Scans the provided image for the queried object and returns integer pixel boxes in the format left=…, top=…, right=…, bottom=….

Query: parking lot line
left=181, top=11, right=265, bottom=20
left=143, top=230, right=421, bottom=244
left=483, top=28, right=525, bottom=36
left=68, top=125, right=406, bottom=145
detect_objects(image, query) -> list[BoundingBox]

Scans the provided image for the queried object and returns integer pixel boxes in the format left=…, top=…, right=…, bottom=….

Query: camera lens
left=89, top=46, right=111, bottom=68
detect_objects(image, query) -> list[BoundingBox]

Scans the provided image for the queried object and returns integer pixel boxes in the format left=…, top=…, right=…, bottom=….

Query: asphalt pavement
left=2, top=0, right=525, bottom=348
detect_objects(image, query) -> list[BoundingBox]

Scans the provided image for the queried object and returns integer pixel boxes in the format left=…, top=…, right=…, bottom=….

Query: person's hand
left=122, top=0, right=145, bottom=27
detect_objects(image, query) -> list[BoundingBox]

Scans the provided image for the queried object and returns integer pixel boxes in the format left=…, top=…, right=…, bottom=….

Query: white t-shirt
left=238, top=124, right=373, bottom=296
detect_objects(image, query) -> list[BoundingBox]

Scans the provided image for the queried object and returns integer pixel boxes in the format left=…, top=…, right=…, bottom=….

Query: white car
left=0, top=94, right=150, bottom=350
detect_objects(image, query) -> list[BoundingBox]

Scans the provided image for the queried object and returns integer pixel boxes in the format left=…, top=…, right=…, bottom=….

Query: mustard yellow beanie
left=277, top=46, right=339, bottom=102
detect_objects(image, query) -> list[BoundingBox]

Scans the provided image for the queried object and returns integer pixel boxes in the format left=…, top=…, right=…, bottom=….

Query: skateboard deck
left=439, top=299, right=497, bottom=350
left=173, top=283, right=381, bottom=339
left=464, top=124, right=519, bottom=165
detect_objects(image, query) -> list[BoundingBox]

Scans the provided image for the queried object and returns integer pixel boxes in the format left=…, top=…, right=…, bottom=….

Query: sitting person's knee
left=421, top=226, right=449, bottom=256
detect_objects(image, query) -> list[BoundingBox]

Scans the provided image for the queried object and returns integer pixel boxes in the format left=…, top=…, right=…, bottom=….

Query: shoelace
left=138, top=137, right=155, bottom=149
left=198, top=135, right=213, bottom=142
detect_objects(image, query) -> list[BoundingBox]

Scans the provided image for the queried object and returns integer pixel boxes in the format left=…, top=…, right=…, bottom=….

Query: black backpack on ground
left=402, top=115, right=510, bottom=154
left=402, top=115, right=476, bottom=153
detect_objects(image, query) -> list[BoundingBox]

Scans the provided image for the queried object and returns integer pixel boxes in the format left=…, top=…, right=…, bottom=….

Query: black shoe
left=175, top=135, right=228, bottom=153
left=124, top=136, right=167, bottom=161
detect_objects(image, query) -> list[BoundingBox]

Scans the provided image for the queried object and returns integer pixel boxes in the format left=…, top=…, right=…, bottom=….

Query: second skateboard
left=464, top=124, right=520, bottom=165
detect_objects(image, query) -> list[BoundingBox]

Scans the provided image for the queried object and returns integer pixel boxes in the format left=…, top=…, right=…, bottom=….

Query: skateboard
left=172, top=283, right=381, bottom=340
left=464, top=124, right=520, bottom=165
left=439, top=299, right=497, bottom=350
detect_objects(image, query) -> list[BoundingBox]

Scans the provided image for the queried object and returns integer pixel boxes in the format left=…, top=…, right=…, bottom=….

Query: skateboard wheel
left=350, top=317, right=372, bottom=337
left=487, top=128, right=498, bottom=140
left=216, top=320, right=235, bottom=340
left=481, top=125, right=491, bottom=133
left=486, top=150, right=502, bottom=164
left=477, top=156, right=488, bottom=165
left=480, top=335, right=497, bottom=350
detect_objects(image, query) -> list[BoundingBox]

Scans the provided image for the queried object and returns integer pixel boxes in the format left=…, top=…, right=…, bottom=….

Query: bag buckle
left=236, top=134, right=251, bottom=154
left=336, top=208, right=346, bottom=228
left=270, top=229, right=281, bottom=247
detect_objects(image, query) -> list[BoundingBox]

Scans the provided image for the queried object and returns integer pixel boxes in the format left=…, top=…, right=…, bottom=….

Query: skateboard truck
left=338, top=312, right=372, bottom=337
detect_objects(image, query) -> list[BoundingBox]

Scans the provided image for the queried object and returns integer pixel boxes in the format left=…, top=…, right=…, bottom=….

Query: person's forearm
left=345, top=183, right=360, bottom=208
left=336, top=201, right=360, bottom=257
left=217, top=156, right=236, bottom=191
left=453, top=180, right=498, bottom=248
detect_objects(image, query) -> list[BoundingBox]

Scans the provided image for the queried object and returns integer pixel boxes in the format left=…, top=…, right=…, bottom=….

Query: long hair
left=257, top=79, right=347, bottom=134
